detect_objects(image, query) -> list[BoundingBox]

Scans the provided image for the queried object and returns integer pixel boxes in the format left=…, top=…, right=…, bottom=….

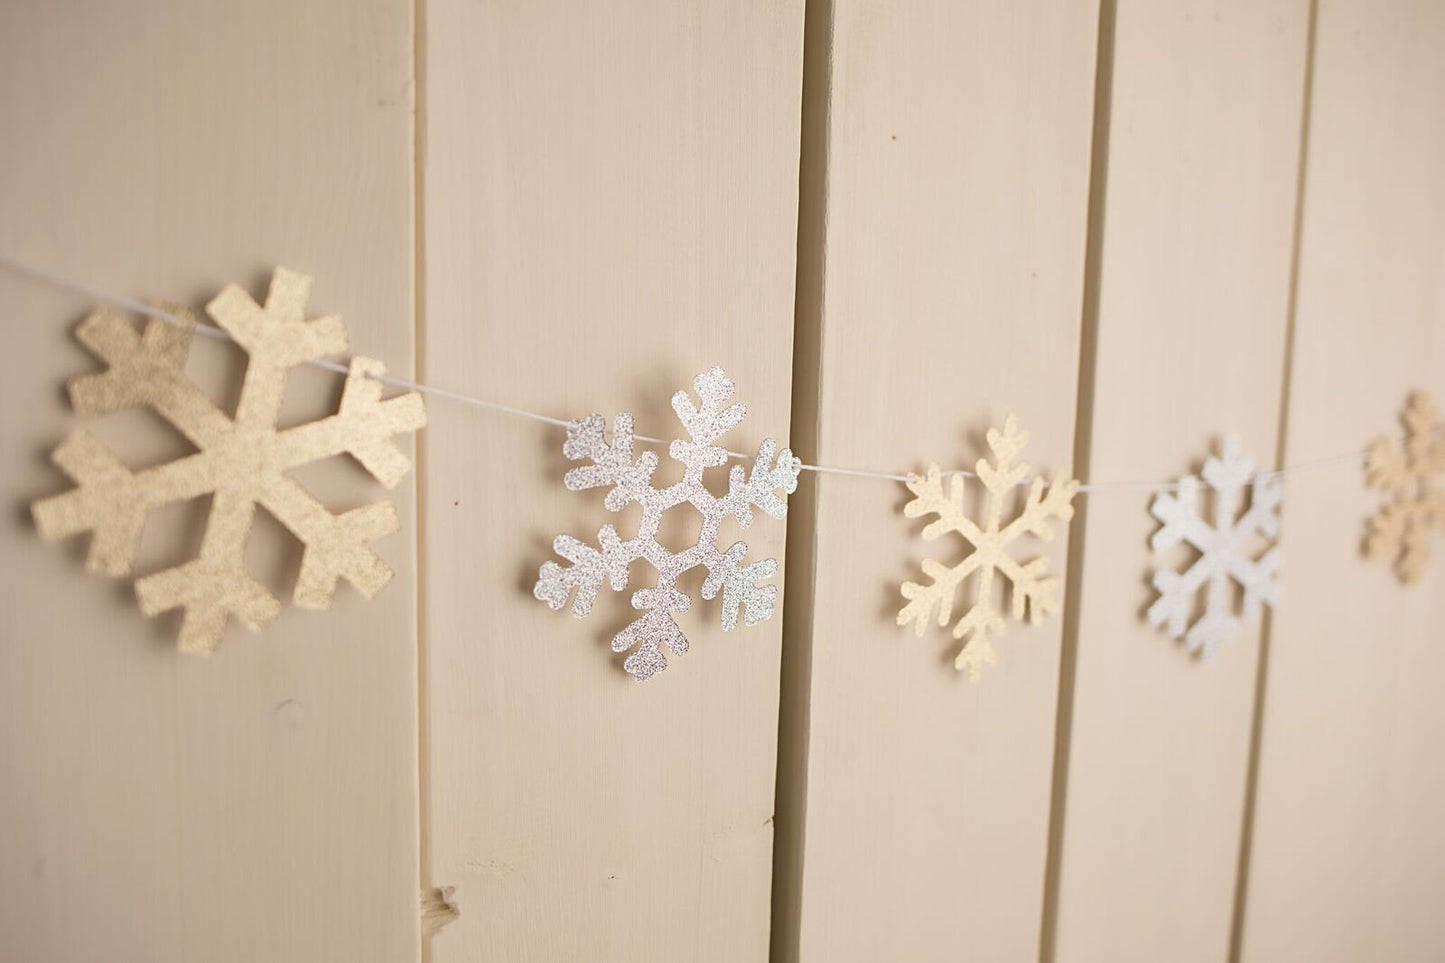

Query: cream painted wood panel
left=1239, top=1, right=1445, bottom=959
left=773, top=3, right=1099, bottom=960
left=0, top=2, right=420, bottom=962
left=1045, top=3, right=1310, bottom=962
left=418, top=3, right=804, bottom=960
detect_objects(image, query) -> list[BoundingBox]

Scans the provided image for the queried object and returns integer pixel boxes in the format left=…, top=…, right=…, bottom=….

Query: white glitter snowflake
left=534, top=367, right=800, bottom=681
left=1147, top=436, right=1282, bottom=659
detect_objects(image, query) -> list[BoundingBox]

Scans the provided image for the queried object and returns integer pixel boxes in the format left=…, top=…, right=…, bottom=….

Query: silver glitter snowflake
left=534, top=367, right=801, bottom=681
left=1147, top=435, right=1282, bottom=659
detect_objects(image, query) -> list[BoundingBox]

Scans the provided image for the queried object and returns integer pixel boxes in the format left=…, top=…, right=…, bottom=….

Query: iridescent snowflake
left=534, top=367, right=799, bottom=681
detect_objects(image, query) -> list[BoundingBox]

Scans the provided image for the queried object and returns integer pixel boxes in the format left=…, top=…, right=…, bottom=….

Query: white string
left=0, top=252, right=1403, bottom=494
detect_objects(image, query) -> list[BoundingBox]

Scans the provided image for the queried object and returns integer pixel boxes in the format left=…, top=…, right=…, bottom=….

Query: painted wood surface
left=4, top=2, right=1445, bottom=960
left=417, top=2, right=805, bottom=960
left=774, top=3, right=1099, bottom=960
left=1239, top=1, right=1445, bottom=959
left=1044, top=3, right=1312, bottom=961
left=0, top=2, right=420, bottom=961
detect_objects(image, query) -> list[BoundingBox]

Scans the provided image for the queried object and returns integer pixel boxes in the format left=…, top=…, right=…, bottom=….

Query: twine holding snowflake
left=533, top=367, right=800, bottom=682
left=897, top=415, right=1078, bottom=681
left=1364, top=391, right=1445, bottom=584
left=32, top=268, right=426, bottom=651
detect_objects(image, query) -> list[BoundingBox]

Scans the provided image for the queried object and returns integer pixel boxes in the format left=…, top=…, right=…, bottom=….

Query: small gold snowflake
left=897, top=415, right=1077, bottom=680
left=1365, top=391, right=1445, bottom=583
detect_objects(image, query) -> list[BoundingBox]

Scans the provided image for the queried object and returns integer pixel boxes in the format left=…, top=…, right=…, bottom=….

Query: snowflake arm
left=701, top=541, right=781, bottom=630
left=996, top=553, right=1063, bottom=625
left=533, top=528, right=634, bottom=617
left=1004, top=474, right=1079, bottom=543
left=1366, top=502, right=1431, bottom=582
left=902, top=465, right=984, bottom=543
left=274, top=357, right=426, bottom=486
left=135, top=487, right=282, bottom=653
left=560, top=413, right=661, bottom=510
left=722, top=438, right=802, bottom=528
left=671, top=367, right=746, bottom=454
left=611, top=604, right=690, bottom=682
left=1366, top=436, right=1412, bottom=500
left=34, top=426, right=237, bottom=577
left=897, top=467, right=979, bottom=636
left=261, top=475, right=400, bottom=607
left=975, top=417, right=1034, bottom=494
left=66, top=307, right=234, bottom=447
left=1404, top=392, right=1445, bottom=472
left=951, top=598, right=1004, bottom=681
left=1239, top=545, right=1282, bottom=619
left=1237, top=470, right=1284, bottom=541
left=1148, top=476, right=1213, bottom=557
left=32, top=431, right=157, bottom=576
left=208, top=271, right=347, bottom=375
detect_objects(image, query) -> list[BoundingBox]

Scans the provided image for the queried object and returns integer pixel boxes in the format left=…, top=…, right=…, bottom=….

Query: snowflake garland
left=1364, top=391, right=1445, bottom=583
left=534, top=367, right=800, bottom=681
left=897, top=415, right=1078, bottom=681
left=1147, top=436, right=1281, bottom=658
left=32, top=268, right=426, bottom=652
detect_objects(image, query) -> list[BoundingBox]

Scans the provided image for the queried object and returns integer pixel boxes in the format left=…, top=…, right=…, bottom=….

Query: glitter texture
left=1147, top=435, right=1281, bottom=658
left=534, top=367, right=800, bottom=681
left=31, top=268, right=426, bottom=651
left=1364, top=390, right=1444, bottom=583
left=897, top=414, right=1078, bottom=681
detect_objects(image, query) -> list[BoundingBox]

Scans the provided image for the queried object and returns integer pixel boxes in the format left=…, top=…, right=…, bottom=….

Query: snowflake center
left=218, top=425, right=284, bottom=483
left=1206, top=523, right=1244, bottom=558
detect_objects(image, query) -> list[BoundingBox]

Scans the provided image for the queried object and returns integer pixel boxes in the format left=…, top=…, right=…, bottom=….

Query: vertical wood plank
left=1239, top=2, right=1445, bottom=958
left=0, top=2, right=420, bottom=961
left=1045, top=3, right=1310, bottom=961
left=418, top=3, right=804, bottom=959
left=775, top=3, right=1099, bottom=959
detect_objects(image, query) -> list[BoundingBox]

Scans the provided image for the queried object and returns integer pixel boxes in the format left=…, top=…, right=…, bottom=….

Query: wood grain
left=5, top=3, right=1445, bottom=960
left=1043, top=3, right=1311, bottom=961
left=0, top=2, right=420, bottom=961
left=417, top=2, right=805, bottom=959
left=1239, top=1, right=1445, bottom=959
left=774, top=3, right=1099, bottom=960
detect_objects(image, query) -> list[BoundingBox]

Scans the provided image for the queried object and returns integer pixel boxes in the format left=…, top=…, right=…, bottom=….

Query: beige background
left=1, top=1, right=1443, bottom=962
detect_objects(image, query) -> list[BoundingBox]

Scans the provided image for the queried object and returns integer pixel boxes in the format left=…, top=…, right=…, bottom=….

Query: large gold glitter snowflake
left=32, top=268, right=426, bottom=651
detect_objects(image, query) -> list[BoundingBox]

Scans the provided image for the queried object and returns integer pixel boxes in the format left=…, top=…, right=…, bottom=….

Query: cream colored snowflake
left=1365, top=391, right=1445, bottom=583
left=897, top=415, right=1077, bottom=680
left=32, top=268, right=426, bottom=651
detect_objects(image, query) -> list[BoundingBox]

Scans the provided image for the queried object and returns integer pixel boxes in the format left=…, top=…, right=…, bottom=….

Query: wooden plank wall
left=774, top=2, right=1099, bottom=960
left=1240, top=1, right=1445, bottom=959
left=0, top=2, right=420, bottom=961
left=3, top=1, right=1445, bottom=961
left=418, top=2, right=805, bottom=960
left=1045, top=3, right=1310, bottom=961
